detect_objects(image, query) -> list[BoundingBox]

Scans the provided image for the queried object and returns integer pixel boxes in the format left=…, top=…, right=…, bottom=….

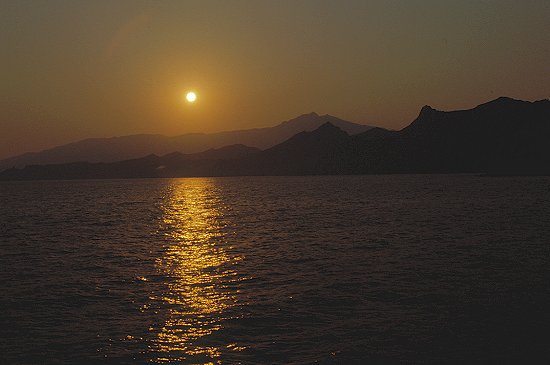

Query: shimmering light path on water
left=151, top=179, right=244, bottom=363
left=1, top=175, right=550, bottom=364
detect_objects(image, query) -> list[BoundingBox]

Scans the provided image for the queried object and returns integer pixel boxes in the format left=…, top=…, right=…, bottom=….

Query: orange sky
left=1, top=0, right=549, bottom=159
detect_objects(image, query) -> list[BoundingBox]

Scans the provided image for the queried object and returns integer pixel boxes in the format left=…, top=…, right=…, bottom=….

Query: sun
left=186, top=91, right=197, bottom=103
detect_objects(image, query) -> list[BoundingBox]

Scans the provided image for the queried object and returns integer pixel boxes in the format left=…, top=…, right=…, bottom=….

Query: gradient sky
left=1, top=0, right=549, bottom=159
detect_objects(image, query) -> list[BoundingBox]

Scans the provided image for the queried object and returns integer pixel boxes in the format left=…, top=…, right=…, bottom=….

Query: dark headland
left=1, top=97, right=549, bottom=180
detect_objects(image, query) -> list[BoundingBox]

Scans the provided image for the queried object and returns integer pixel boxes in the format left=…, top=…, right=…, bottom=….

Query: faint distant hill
left=2, top=97, right=549, bottom=180
left=0, top=144, right=261, bottom=180
left=0, top=113, right=373, bottom=170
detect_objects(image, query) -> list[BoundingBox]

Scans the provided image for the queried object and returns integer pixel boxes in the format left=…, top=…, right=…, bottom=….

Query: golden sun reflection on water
left=150, top=179, right=243, bottom=364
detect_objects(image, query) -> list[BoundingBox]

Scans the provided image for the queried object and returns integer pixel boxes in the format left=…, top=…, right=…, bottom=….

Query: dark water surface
left=1, top=175, right=550, bottom=364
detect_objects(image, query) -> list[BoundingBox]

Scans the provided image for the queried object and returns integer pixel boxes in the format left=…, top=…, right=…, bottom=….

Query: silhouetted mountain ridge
left=1, top=97, right=549, bottom=179
left=0, top=113, right=373, bottom=169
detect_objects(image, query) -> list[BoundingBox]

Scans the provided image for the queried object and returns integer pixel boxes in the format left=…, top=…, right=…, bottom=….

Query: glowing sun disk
left=186, top=92, right=197, bottom=103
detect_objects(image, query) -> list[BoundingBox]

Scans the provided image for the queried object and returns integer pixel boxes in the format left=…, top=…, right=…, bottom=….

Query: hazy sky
left=1, top=0, right=549, bottom=158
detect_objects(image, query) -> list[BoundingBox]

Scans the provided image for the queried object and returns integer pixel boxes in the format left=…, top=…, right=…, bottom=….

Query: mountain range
left=0, top=113, right=372, bottom=170
left=1, top=97, right=549, bottom=180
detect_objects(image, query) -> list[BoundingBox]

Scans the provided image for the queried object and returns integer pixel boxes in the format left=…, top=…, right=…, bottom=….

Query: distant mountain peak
left=281, top=112, right=320, bottom=124
left=304, top=122, right=350, bottom=141
left=493, top=96, right=519, bottom=103
left=475, top=96, right=526, bottom=110
left=316, top=121, right=345, bottom=132
left=404, top=105, right=442, bottom=131
left=419, top=105, right=436, bottom=115
left=416, top=104, right=440, bottom=119
left=263, top=121, right=350, bottom=158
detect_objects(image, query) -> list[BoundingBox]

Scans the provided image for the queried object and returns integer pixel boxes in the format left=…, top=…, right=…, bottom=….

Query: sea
left=1, top=175, right=549, bottom=364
